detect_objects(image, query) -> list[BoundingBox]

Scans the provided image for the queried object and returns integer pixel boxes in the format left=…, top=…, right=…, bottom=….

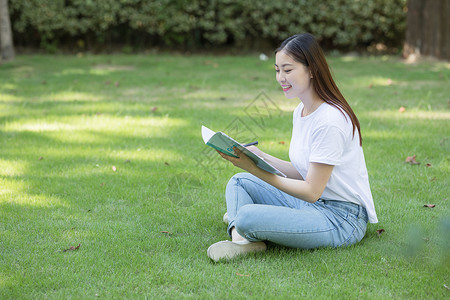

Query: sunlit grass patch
left=0, top=54, right=448, bottom=299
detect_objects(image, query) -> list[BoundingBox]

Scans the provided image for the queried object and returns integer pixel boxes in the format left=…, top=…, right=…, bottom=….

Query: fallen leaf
left=112, top=165, right=117, bottom=172
left=399, top=106, right=406, bottom=113
left=236, top=272, right=250, bottom=277
left=376, top=229, right=385, bottom=237
left=151, top=106, right=158, bottom=112
left=42, top=80, right=47, bottom=85
left=405, top=155, right=420, bottom=165
left=114, top=81, right=120, bottom=87
left=63, top=243, right=81, bottom=252
left=161, top=231, right=172, bottom=236
left=430, top=177, right=437, bottom=182
left=105, top=80, right=111, bottom=85
left=100, top=183, right=105, bottom=187
left=423, top=204, right=436, bottom=208
left=164, top=162, right=170, bottom=166
left=368, top=84, right=373, bottom=89
left=426, top=163, right=432, bottom=167
left=124, top=159, right=131, bottom=163
left=279, top=141, right=285, bottom=145
left=38, top=156, right=44, bottom=160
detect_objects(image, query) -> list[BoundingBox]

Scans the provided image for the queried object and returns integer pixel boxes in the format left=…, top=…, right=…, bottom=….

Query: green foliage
left=10, top=0, right=406, bottom=51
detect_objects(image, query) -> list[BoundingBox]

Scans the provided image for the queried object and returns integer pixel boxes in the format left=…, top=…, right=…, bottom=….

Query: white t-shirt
left=289, top=102, right=378, bottom=223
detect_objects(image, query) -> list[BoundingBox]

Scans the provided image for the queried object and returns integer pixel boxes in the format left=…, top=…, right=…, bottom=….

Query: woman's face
left=275, top=50, right=312, bottom=99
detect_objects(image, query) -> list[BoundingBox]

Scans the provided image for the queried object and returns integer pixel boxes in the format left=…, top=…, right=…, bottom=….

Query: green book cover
left=202, top=126, right=287, bottom=177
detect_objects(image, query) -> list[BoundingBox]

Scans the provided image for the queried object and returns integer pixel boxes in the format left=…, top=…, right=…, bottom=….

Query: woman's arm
left=218, top=148, right=333, bottom=203
left=245, top=145, right=303, bottom=180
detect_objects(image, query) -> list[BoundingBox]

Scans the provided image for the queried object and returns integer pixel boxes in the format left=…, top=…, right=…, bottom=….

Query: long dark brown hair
left=276, top=33, right=362, bottom=146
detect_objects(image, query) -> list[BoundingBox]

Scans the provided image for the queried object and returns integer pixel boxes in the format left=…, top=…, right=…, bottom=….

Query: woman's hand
left=216, top=147, right=258, bottom=173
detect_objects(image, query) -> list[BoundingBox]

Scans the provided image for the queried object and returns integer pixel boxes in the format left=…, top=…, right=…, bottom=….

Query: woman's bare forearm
left=260, top=152, right=303, bottom=180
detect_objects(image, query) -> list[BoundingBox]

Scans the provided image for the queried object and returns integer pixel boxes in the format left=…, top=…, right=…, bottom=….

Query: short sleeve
left=309, top=125, right=347, bottom=165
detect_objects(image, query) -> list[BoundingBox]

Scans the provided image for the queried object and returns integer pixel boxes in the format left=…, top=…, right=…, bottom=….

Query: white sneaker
left=223, top=212, right=229, bottom=224
left=207, top=240, right=267, bottom=262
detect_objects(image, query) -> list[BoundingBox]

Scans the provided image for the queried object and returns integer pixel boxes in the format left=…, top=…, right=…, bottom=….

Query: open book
left=202, top=125, right=287, bottom=177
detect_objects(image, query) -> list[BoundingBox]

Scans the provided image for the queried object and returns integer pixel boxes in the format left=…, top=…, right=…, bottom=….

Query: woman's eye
left=275, top=69, right=280, bottom=73
left=285, top=69, right=292, bottom=73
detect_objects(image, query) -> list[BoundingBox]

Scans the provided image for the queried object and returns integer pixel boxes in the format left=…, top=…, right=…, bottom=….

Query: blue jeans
left=226, top=173, right=368, bottom=249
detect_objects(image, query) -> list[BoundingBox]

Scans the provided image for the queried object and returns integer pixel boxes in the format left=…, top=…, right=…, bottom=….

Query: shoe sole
left=223, top=212, right=228, bottom=224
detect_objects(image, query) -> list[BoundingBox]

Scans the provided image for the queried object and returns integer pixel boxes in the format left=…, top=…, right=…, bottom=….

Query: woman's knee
left=230, top=172, right=256, bottom=183
left=226, top=172, right=256, bottom=191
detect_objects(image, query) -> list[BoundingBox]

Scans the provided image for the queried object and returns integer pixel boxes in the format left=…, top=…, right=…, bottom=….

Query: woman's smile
left=282, top=84, right=292, bottom=92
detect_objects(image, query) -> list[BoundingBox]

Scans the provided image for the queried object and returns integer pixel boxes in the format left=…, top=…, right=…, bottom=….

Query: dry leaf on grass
left=63, top=244, right=81, bottom=252
left=423, top=204, right=436, bottom=208
left=405, top=155, right=420, bottom=165
left=376, top=229, right=385, bottom=237
left=236, top=272, right=250, bottom=277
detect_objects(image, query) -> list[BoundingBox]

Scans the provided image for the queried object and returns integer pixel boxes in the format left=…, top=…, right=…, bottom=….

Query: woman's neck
left=300, top=92, right=324, bottom=117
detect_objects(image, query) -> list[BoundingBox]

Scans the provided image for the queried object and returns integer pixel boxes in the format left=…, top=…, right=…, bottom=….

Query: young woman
left=207, top=33, right=378, bottom=262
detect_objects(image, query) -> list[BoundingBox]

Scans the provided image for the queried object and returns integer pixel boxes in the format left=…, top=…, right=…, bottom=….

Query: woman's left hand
left=217, top=147, right=257, bottom=173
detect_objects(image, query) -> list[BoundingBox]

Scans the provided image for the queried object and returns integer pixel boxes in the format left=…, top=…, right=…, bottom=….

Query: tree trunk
left=0, top=0, right=14, bottom=61
left=403, top=0, right=449, bottom=60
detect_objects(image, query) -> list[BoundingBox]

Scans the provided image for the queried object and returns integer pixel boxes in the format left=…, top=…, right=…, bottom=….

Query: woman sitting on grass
left=207, top=33, right=378, bottom=262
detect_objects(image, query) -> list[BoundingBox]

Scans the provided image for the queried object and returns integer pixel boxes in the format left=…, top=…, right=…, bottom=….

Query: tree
left=0, top=0, right=14, bottom=61
left=403, top=0, right=449, bottom=60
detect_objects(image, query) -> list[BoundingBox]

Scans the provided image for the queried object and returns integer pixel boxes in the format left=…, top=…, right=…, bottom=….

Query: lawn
left=0, top=53, right=449, bottom=299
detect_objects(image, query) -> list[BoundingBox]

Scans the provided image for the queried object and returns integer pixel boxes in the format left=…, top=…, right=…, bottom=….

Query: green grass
left=0, top=53, right=449, bottom=299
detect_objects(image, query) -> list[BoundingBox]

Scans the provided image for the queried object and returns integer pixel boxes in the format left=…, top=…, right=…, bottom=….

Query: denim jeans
left=226, top=173, right=368, bottom=249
